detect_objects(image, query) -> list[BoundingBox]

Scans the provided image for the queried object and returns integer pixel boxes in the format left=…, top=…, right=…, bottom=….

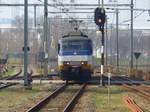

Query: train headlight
left=63, top=61, right=70, bottom=65
left=66, top=62, right=70, bottom=65
left=81, top=61, right=87, bottom=65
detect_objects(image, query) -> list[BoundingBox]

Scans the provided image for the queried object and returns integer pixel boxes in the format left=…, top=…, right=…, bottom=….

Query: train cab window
left=68, top=40, right=82, bottom=49
left=61, top=39, right=92, bottom=51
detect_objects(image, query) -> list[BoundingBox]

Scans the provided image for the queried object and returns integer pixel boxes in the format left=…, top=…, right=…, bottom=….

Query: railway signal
left=134, top=52, right=141, bottom=60
left=94, top=7, right=106, bottom=86
left=94, top=7, right=106, bottom=31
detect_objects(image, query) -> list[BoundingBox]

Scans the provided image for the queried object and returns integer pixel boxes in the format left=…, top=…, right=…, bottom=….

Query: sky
left=0, top=0, right=150, bottom=29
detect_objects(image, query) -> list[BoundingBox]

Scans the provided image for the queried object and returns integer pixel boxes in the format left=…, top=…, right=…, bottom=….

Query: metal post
left=116, top=9, right=119, bottom=72
left=24, top=0, right=31, bottom=89
left=130, top=0, right=134, bottom=69
left=44, top=0, right=48, bottom=76
left=100, top=0, right=105, bottom=86
left=0, top=34, right=1, bottom=58
left=34, top=5, right=37, bottom=67
left=136, top=59, right=138, bottom=69
left=34, top=5, right=37, bottom=28
left=108, top=72, right=111, bottom=106
left=110, top=24, right=113, bottom=65
left=98, top=0, right=100, bottom=7
left=100, top=29, right=105, bottom=86
left=102, top=0, right=104, bottom=9
left=149, top=38, right=150, bottom=70
left=105, top=16, right=108, bottom=66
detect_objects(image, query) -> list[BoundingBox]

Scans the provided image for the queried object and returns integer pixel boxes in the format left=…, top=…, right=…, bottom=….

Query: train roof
left=59, top=37, right=91, bottom=43
left=62, top=31, right=88, bottom=38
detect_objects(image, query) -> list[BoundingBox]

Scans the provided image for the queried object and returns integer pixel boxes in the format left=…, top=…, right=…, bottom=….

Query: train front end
left=58, top=35, right=93, bottom=81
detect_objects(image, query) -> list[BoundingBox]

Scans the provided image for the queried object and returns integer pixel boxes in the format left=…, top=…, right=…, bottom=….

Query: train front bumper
left=58, top=64, right=92, bottom=80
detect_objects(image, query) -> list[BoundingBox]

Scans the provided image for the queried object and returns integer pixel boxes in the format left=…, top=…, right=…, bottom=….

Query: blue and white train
left=58, top=31, right=93, bottom=81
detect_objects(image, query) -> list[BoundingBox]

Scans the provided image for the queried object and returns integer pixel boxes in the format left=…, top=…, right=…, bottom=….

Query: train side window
left=91, top=42, right=93, bottom=54
left=88, top=40, right=93, bottom=54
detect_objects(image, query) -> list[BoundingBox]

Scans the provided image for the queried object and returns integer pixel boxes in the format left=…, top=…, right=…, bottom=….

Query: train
left=58, top=31, right=93, bottom=81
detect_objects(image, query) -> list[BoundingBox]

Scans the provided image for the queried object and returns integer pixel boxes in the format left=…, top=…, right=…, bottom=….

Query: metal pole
left=100, top=0, right=105, bottom=86
left=136, top=59, right=138, bottom=69
left=105, top=16, right=108, bottom=66
left=34, top=5, right=37, bottom=28
left=34, top=5, right=37, bottom=67
left=116, top=9, right=119, bottom=71
left=149, top=38, right=150, bottom=70
left=130, top=0, right=134, bottom=69
left=44, top=0, right=48, bottom=76
left=100, top=29, right=105, bottom=86
left=98, top=0, right=100, bottom=7
left=102, top=0, right=104, bottom=9
left=24, top=0, right=31, bottom=89
left=110, top=24, right=113, bottom=65
left=108, top=72, right=111, bottom=106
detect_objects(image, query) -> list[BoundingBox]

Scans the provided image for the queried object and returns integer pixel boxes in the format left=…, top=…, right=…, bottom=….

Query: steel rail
left=0, top=69, right=22, bottom=80
left=0, top=70, right=22, bottom=89
left=141, top=84, right=150, bottom=89
left=63, top=83, right=86, bottom=112
left=6, top=69, right=22, bottom=80
left=0, top=83, right=17, bottom=89
left=123, top=96, right=144, bottom=112
left=123, top=84, right=150, bottom=100
left=26, top=84, right=67, bottom=112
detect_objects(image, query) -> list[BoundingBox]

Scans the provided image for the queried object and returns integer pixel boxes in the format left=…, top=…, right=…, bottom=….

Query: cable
left=149, top=0, right=150, bottom=16
left=120, top=10, right=145, bottom=24
left=37, top=0, right=44, bottom=3
left=37, top=0, right=73, bottom=19
left=134, top=0, right=138, bottom=16
left=54, top=0, right=73, bottom=18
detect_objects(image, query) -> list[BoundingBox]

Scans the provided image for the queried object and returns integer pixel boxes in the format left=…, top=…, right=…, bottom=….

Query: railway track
left=13, top=75, right=48, bottom=80
left=0, top=83, right=18, bottom=89
left=123, top=84, right=150, bottom=101
left=0, top=69, right=22, bottom=90
left=140, top=84, right=150, bottom=90
left=110, top=75, right=133, bottom=85
left=26, top=83, right=86, bottom=112
left=0, top=69, right=22, bottom=80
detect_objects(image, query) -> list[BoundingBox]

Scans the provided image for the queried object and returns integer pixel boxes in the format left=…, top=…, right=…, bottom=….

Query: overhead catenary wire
left=149, top=0, right=150, bottom=16
left=37, top=0, right=74, bottom=20
left=120, top=10, right=145, bottom=24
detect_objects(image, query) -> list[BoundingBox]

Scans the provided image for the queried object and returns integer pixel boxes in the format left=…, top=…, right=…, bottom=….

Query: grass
left=0, top=88, right=36, bottom=111
left=0, top=84, right=50, bottom=111
left=92, top=86, right=130, bottom=112
left=36, top=67, right=57, bottom=75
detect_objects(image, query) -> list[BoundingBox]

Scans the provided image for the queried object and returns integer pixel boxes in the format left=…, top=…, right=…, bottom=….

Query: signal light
left=94, top=7, right=106, bottom=26
left=97, top=18, right=102, bottom=23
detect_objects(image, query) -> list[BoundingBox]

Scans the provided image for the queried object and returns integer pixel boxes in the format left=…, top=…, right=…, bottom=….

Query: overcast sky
left=0, top=0, right=150, bottom=29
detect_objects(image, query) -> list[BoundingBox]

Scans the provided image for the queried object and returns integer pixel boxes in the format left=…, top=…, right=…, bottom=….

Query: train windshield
left=61, top=39, right=92, bottom=51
